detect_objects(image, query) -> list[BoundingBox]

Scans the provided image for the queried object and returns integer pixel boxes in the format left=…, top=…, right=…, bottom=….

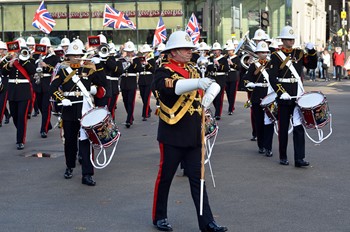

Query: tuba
left=18, top=47, right=31, bottom=61
left=234, top=32, right=258, bottom=69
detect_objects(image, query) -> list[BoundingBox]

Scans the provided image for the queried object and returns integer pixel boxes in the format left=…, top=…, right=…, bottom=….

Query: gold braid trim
left=158, top=90, right=200, bottom=125
left=62, top=69, right=77, bottom=85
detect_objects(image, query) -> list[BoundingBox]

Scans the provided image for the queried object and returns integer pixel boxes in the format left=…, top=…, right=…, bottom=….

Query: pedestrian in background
left=333, top=46, right=345, bottom=81
left=322, top=50, right=331, bottom=81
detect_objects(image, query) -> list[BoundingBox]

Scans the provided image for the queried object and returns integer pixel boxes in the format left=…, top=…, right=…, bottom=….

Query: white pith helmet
left=157, top=43, right=165, bottom=52
left=197, top=41, right=211, bottom=51
left=61, top=36, right=70, bottom=47
left=269, top=39, right=280, bottom=49
left=108, top=42, right=116, bottom=54
left=225, top=43, right=235, bottom=51
left=65, top=41, right=84, bottom=56
left=162, top=31, right=195, bottom=53
left=233, top=39, right=239, bottom=45
left=98, top=33, right=107, bottom=44
left=211, top=41, right=222, bottom=50
left=123, top=41, right=136, bottom=52
left=0, top=40, right=6, bottom=50
left=140, top=43, right=153, bottom=53
left=278, top=25, right=296, bottom=39
left=255, top=41, right=270, bottom=53
left=40, top=37, right=51, bottom=47
left=16, top=38, right=27, bottom=48
left=26, top=36, right=35, bottom=46
left=305, top=42, right=314, bottom=50
left=253, top=29, right=266, bottom=41
left=73, top=37, right=84, bottom=51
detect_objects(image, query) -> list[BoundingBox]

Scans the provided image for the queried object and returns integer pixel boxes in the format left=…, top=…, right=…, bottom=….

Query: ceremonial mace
left=197, top=51, right=209, bottom=216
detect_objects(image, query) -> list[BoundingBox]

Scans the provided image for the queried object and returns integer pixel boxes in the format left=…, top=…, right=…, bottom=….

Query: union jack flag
left=186, top=13, right=200, bottom=44
left=103, top=4, right=136, bottom=30
left=152, top=17, right=167, bottom=48
left=32, top=1, right=56, bottom=34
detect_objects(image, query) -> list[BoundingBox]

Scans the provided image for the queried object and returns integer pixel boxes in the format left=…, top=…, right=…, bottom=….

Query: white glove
left=61, top=99, right=72, bottom=106
left=90, top=57, right=100, bottom=64
left=175, top=78, right=213, bottom=95
left=280, top=92, right=291, bottom=100
left=198, top=78, right=213, bottom=90
left=245, top=82, right=256, bottom=88
left=202, top=82, right=221, bottom=109
left=90, top=85, right=97, bottom=95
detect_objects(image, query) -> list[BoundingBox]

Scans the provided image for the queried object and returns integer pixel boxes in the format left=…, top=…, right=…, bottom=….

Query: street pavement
left=0, top=78, right=350, bottom=232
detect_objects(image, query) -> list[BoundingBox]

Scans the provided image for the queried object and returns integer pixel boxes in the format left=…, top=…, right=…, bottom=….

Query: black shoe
left=125, top=122, right=131, bottom=128
left=201, top=221, right=228, bottom=232
left=82, top=175, right=96, bottom=186
left=142, top=117, right=147, bottom=121
left=153, top=218, right=173, bottom=231
left=215, top=116, right=221, bottom=120
left=295, top=159, right=310, bottom=167
left=4, top=116, right=10, bottom=124
left=279, top=159, right=289, bottom=165
left=32, top=111, right=38, bottom=117
left=250, top=136, right=257, bottom=141
left=258, top=147, right=266, bottom=154
left=228, top=112, right=233, bottom=115
left=27, top=113, right=31, bottom=119
left=64, top=168, right=73, bottom=179
left=16, top=143, right=24, bottom=150
left=265, top=149, right=273, bottom=157
left=40, top=132, right=47, bottom=138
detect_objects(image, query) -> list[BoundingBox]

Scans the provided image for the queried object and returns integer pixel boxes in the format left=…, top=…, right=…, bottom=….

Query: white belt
left=42, top=73, right=52, bottom=77
left=255, top=83, right=269, bottom=88
left=278, top=78, right=297, bottom=83
left=140, top=71, right=153, bottom=75
left=122, top=73, right=137, bottom=77
left=106, top=76, right=119, bottom=81
left=8, top=79, right=29, bottom=84
left=214, top=72, right=226, bottom=76
left=63, top=91, right=82, bottom=97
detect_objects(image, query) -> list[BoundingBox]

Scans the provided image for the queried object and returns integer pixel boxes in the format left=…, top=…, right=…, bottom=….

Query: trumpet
left=0, top=52, right=15, bottom=63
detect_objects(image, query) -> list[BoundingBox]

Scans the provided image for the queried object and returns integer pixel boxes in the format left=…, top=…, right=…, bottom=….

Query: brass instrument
left=98, top=44, right=110, bottom=58
left=234, top=32, right=258, bottom=69
left=18, top=47, right=31, bottom=61
left=34, top=54, right=44, bottom=84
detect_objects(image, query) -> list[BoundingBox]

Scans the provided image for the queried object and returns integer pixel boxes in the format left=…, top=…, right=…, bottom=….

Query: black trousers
left=9, top=100, right=30, bottom=144
left=62, top=120, right=93, bottom=175
left=36, top=91, right=52, bottom=133
left=139, top=84, right=152, bottom=118
left=213, top=87, right=225, bottom=117
left=153, top=143, right=214, bottom=230
left=225, top=80, right=239, bottom=113
left=278, top=103, right=305, bottom=161
left=121, top=89, right=136, bottom=124
left=108, top=93, right=119, bottom=120
left=252, top=103, right=274, bottom=150
left=0, top=90, right=10, bottom=123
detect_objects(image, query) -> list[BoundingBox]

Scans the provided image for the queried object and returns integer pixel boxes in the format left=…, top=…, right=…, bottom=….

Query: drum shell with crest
left=80, top=107, right=120, bottom=148
left=296, top=91, right=330, bottom=129
left=260, top=92, right=278, bottom=122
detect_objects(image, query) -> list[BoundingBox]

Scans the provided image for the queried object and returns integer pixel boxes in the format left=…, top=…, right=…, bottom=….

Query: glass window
left=69, top=3, right=90, bottom=30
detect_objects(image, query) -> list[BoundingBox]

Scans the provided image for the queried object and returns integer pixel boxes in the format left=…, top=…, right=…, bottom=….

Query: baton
left=57, top=100, right=84, bottom=106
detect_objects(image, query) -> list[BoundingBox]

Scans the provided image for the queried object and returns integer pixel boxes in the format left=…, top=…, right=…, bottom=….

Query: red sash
left=164, top=62, right=190, bottom=79
left=13, top=60, right=34, bottom=97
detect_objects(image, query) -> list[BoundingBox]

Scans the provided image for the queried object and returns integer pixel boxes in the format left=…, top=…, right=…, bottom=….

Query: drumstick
left=57, top=100, right=84, bottom=106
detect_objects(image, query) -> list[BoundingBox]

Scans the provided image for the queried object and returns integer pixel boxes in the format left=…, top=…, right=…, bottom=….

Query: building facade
left=0, top=0, right=328, bottom=49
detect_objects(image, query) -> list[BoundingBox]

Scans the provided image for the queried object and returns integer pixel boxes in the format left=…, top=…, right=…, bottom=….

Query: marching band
left=0, top=25, right=330, bottom=183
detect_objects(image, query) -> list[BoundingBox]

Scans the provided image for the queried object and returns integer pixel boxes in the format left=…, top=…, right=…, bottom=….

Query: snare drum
left=296, top=92, right=330, bottom=129
left=81, top=107, right=120, bottom=148
left=260, top=92, right=278, bottom=122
